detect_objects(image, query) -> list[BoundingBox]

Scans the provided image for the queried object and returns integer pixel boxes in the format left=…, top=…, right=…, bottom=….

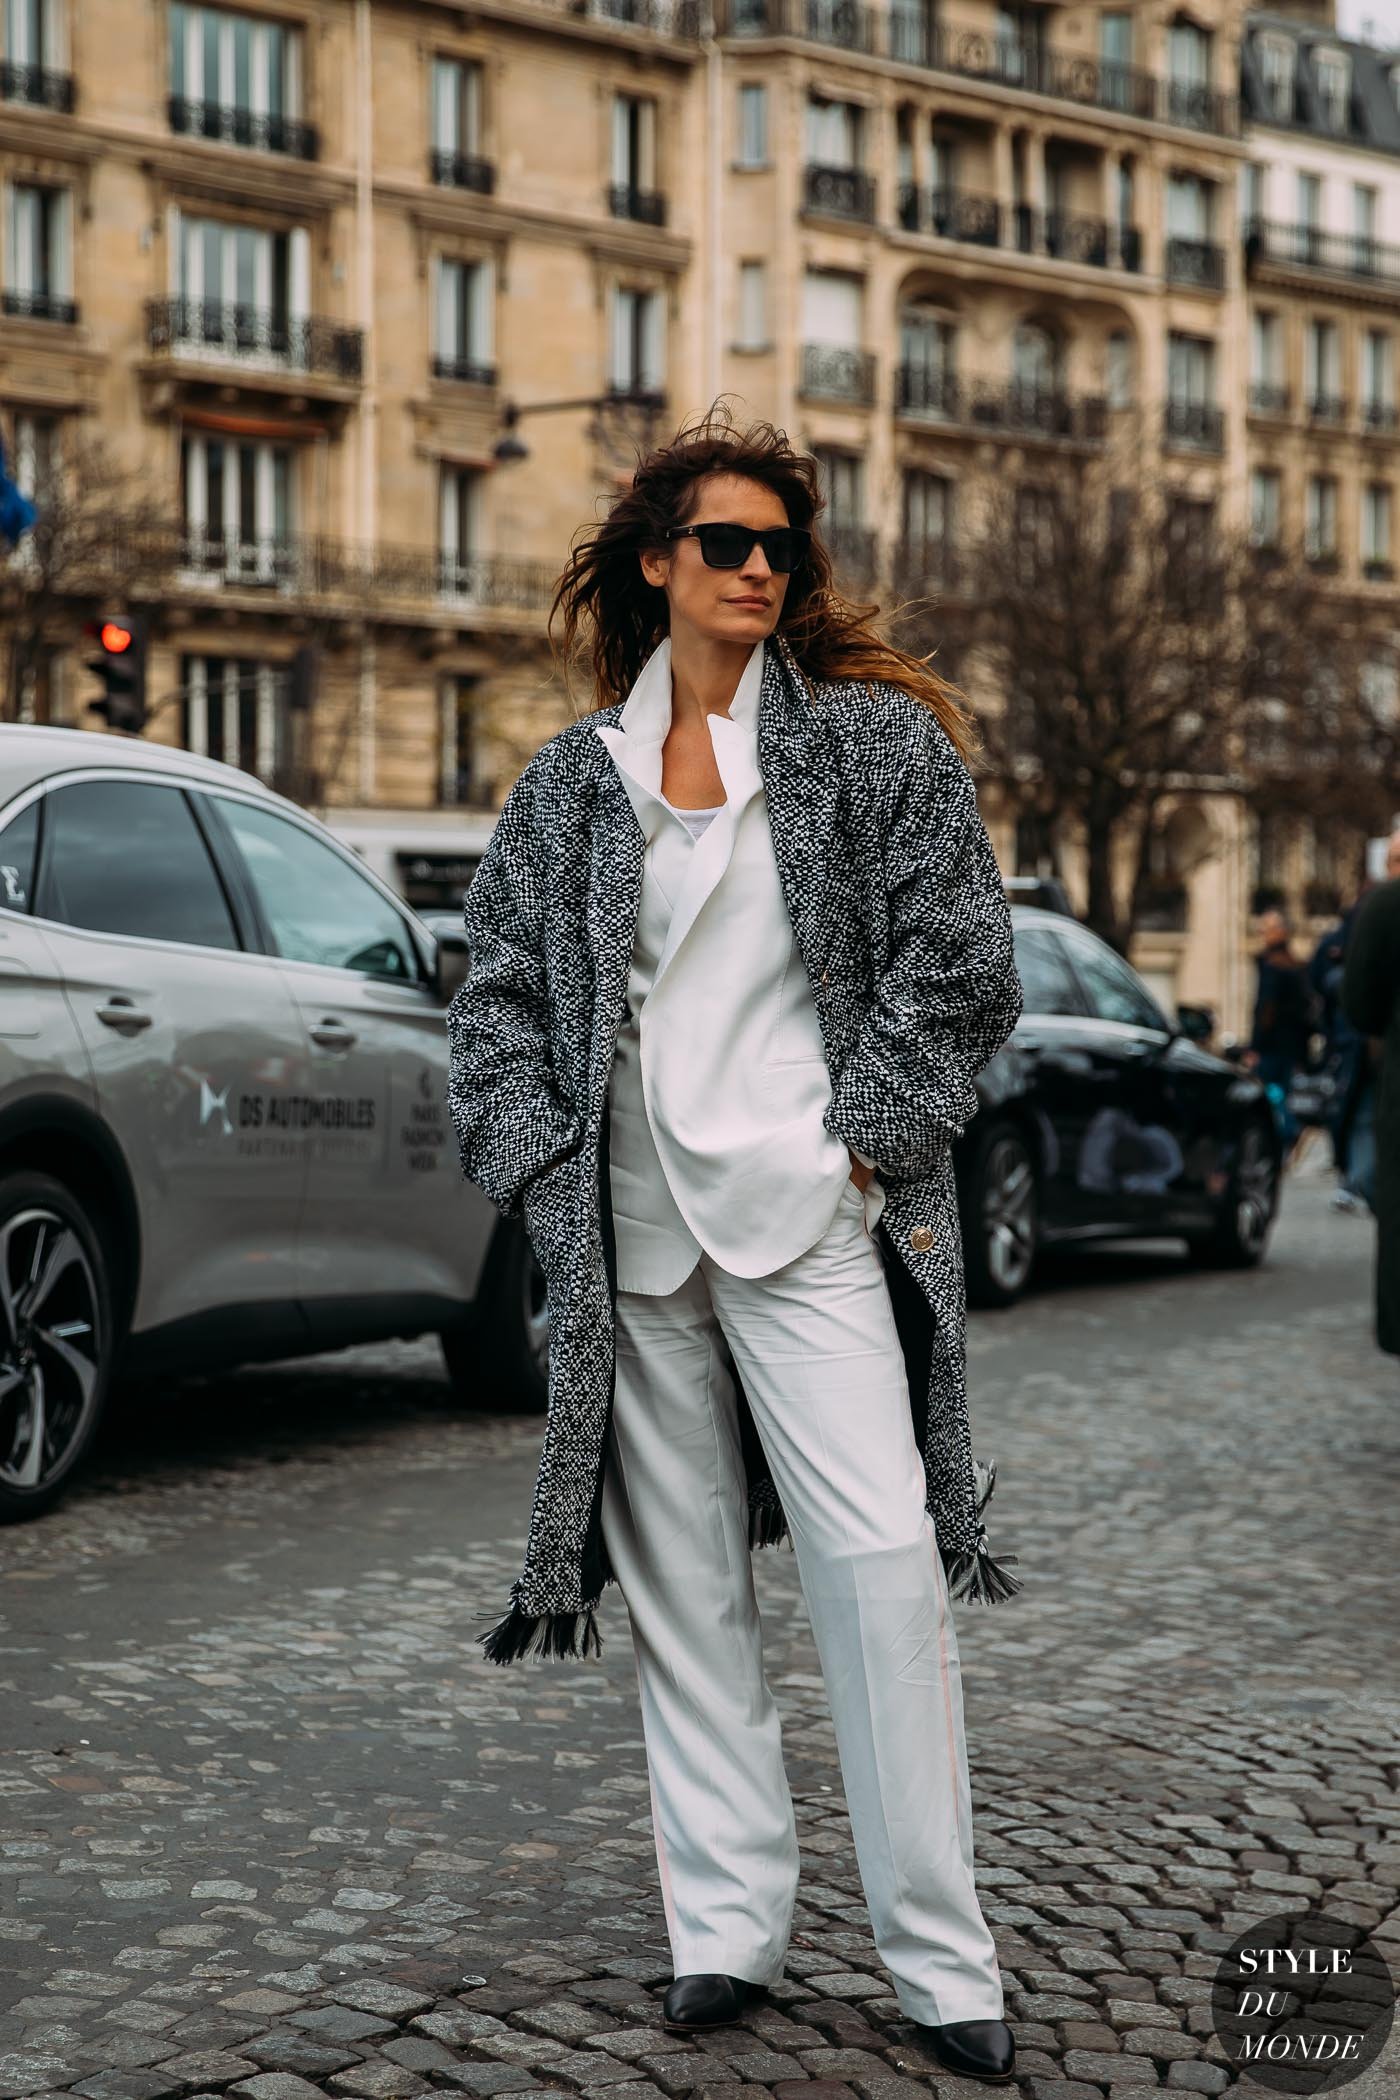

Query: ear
left=639, top=548, right=671, bottom=589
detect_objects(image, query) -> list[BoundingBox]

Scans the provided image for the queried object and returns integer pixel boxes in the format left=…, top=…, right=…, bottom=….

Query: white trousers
left=599, top=1177, right=1004, bottom=2025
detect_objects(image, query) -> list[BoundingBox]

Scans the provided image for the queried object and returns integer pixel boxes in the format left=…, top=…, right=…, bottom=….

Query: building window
left=900, top=469, right=953, bottom=580
left=170, top=210, right=308, bottom=357
left=430, top=57, right=488, bottom=189
left=181, top=434, right=293, bottom=583
left=1297, top=169, right=1321, bottom=229
left=440, top=674, right=487, bottom=808
left=736, top=81, right=767, bottom=166
left=1013, top=321, right=1060, bottom=394
left=1241, top=162, right=1264, bottom=228
left=1313, top=47, right=1349, bottom=131
left=1258, top=33, right=1294, bottom=121
left=735, top=259, right=767, bottom=350
left=610, top=93, right=660, bottom=220
left=1106, top=328, right=1133, bottom=408
left=1353, top=182, right=1378, bottom=250
left=1362, top=484, right=1392, bottom=569
left=1250, top=309, right=1281, bottom=385
left=609, top=285, right=665, bottom=395
left=1099, top=11, right=1131, bottom=69
left=181, top=655, right=290, bottom=782
left=1305, top=474, right=1337, bottom=560
left=3, top=180, right=72, bottom=321
left=433, top=255, right=495, bottom=384
left=805, top=93, right=861, bottom=168
left=1250, top=468, right=1281, bottom=549
left=1364, top=330, right=1395, bottom=421
left=438, top=463, right=484, bottom=599
left=168, top=3, right=309, bottom=156
left=1304, top=318, right=1341, bottom=412
left=9, top=408, right=57, bottom=498
left=1166, top=19, right=1211, bottom=118
left=3, top=0, right=68, bottom=105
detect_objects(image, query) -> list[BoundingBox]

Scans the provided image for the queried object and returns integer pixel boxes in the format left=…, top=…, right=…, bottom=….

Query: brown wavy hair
left=547, top=399, right=978, bottom=763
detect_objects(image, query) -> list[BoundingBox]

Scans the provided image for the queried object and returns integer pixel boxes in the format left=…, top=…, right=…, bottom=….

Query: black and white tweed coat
left=446, top=627, right=1025, bottom=1664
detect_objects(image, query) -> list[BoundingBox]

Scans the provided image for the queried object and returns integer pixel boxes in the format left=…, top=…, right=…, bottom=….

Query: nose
left=739, top=546, right=774, bottom=582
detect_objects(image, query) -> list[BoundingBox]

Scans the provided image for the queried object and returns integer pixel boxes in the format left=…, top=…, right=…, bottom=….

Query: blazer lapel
left=651, top=714, right=764, bottom=988
left=759, top=629, right=842, bottom=963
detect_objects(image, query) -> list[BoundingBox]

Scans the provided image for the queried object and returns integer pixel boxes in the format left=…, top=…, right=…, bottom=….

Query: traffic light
left=84, top=614, right=148, bottom=734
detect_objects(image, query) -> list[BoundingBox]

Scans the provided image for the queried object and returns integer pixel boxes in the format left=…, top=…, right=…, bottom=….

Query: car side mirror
left=1175, top=1002, right=1214, bottom=1044
left=435, top=928, right=470, bottom=1005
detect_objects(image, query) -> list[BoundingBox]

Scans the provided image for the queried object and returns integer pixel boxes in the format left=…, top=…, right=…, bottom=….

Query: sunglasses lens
left=699, top=526, right=751, bottom=567
left=766, top=530, right=806, bottom=573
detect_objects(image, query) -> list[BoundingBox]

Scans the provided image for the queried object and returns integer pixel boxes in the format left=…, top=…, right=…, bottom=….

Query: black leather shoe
left=919, top=2017, right=1016, bottom=2083
left=661, top=1973, right=763, bottom=2031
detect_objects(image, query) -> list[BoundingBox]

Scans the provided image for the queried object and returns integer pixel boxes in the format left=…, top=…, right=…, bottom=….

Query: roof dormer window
left=1258, top=34, right=1295, bottom=122
left=1313, top=46, right=1350, bottom=131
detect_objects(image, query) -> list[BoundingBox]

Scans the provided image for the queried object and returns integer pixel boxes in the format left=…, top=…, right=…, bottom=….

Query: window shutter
left=463, top=62, right=482, bottom=153
left=641, top=289, right=664, bottom=388
left=432, top=59, right=458, bottom=154
left=611, top=95, right=632, bottom=187
left=609, top=285, right=631, bottom=388
left=468, top=257, right=493, bottom=364
left=287, top=225, right=310, bottom=324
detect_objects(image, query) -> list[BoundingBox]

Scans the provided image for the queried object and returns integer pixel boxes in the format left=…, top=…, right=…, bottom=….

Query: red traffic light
left=99, top=621, right=134, bottom=654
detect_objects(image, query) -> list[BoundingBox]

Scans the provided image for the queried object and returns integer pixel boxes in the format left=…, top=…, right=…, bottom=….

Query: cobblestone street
left=1, top=1171, right=1396, bottom=2100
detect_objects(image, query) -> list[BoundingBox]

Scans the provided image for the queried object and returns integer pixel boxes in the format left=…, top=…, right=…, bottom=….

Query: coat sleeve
left=445, top=757, right=582, bottom=1217
left=1341, top=879, right=1400, bottom=1040
left=822, top=700, right=1023, bottom=1176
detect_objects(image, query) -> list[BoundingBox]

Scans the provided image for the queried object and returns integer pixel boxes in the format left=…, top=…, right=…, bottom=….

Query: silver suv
left=0, top=727, right=546, bottom=1522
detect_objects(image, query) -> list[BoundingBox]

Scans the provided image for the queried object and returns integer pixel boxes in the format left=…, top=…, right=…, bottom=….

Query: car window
left=1011, top=925, right=1085, bottom=1017
left=216, top=796, right=420, bottom=983
left=36, top=780, right=239, bottom=950
left=0, top=800, right=38, bottom=913
left=1065, top=933, right=1170, bottom=1032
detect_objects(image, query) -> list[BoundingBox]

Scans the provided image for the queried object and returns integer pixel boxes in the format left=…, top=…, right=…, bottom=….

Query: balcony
left=430, top=149, right=496, bottom=194
left=898, top=183, right=1000, bottom=244
left=1165, top=236, right=1226, bottom=289
left=432, top=353, right=497, bottom=386
left=167, top=533, right=559, bottom=613
left=896, top=186, right=1140, bottom=272
left=1248, top=381, right=1290, bottom=416
left=147, top=298, right=363, bottom=383
left=800, top=343, right=877, bottom=405
left=1306, top=393, right=1348, bottom=426
left=0, top=59, right=74, bottom=111
left=896, top=365, right=1107, bottom=443
left=1364, top=401, right=1400, bottom=436
left=823, top=524, right=879, bottom=587
left=803, top=162, right=876, bottom=222
left=607, top=183, right=667, bottom=225
left=168, top=96, right=318, bottom=159
left=1163, top=400, right=1224, bottom=452
left=1, top=288, right=77, bottom=325
left=721, top=1, right=1238, bottom=132
left=1245, top=217, right=1400, bottom=292
left=1364, top=557, right=1395, bottom=582
left=579, top=0, right=702, bottom=35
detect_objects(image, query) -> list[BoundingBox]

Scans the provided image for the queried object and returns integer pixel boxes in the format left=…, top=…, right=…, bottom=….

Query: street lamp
left=491, top=390, right=668, bottom=467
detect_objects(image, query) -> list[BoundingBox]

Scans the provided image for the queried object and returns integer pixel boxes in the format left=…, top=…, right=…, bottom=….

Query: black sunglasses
left=664, top=522, right=811, bottom=573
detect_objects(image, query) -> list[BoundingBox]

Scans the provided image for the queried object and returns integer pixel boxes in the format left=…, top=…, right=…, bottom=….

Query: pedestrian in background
left=447, top=406, right=1023, bottom=2085
left=1247, top=909, right=1316, bottom=1160
left=1342, top=838, right=1400, bottom=1357
left=1311, top=890, right=1370, bottom=1210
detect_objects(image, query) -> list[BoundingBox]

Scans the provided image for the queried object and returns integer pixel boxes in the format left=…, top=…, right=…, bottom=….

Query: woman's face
left=640, top=473, right=793, bottom=647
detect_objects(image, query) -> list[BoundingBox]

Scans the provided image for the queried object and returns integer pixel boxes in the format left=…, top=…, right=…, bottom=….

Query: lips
left=726, top=597, right=769, bottom=608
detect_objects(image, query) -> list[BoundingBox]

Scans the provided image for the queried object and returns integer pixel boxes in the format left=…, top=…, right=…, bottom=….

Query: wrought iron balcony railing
left=1165, top=236, right=1226, bottom=289
left=581, top=0, right=702, bottom=35
left=1245, top=217, right=1400, bottom=290
left=722, top=2, right=1238, bottom=133
left=1306, top=393, right=1348, bottom=424
left=432, top=353, right=498, bottom=386
left=894, top=363, right=958, bottom=417
left=1164, top=400, right=1224, bottom=452
left=799, top=343, right=877, bottom=404
left=607, top=183, right=667, bottom=225
left=897, top=186, right=1139, bottom=271
left=168, top=95, right=318, bottom=158
left=1248, top=382, right=1291, bottom=415
left=429, top=149, right=496, bottom=193
left=910, top=183, right=1002, bottom=244
left=803, top=161, right=876, bottom=221
left=896, top=365, right=1106, bottom=442
left=1364, top=400, right=1400, bottom=434
left=1, top=288, right=78, bottom=324
left=0, top=59, right=74, bottom=110
left=147, top=298, right=364, bottom=381
left=167, top=532, right=559, bottom=611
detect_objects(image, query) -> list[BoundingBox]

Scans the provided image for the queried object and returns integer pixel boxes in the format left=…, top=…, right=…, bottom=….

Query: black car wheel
left=962, top=1120, right=1039, bottom=1309
left=441, top=1220, right=548, bottom=1413
left=0, top=1173, right=114, bottom=1524
left=1186, top=1117, right=1278, bottom=1270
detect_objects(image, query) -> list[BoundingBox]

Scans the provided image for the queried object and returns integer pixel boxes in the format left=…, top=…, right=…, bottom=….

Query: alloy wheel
left=0, top=1208, right=103, bottom=1494
left=982, top=1135, right=1037, bottom=1292
left=1234, top=1126, right=1277, bottom=1256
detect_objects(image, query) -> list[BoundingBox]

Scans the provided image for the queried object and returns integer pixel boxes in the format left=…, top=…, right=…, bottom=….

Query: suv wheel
left=441, top=1220, right=548, bottom=1414
left=961, top=1120, right=1039, bottom=1310
left=0, top=1173, right=113, bottom=1523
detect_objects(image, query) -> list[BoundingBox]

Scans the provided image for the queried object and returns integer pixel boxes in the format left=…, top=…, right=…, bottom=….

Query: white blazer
left=596, top=635, right=884, bottom=1290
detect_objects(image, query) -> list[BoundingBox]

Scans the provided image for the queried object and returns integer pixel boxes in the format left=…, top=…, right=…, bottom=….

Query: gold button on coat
left=909, top=1225, right=934, bottom=1252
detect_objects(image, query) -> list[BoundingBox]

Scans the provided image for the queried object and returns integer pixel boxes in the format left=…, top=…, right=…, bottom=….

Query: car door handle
left=309, top=1018, right=357, bottom=1051
left=96, top=997, right=153, bottom=1034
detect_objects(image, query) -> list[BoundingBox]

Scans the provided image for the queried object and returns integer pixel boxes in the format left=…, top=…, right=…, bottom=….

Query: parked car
left=0, top=728, right=546, bottom=1523
left=956, top=907, right=1283, bottom=1307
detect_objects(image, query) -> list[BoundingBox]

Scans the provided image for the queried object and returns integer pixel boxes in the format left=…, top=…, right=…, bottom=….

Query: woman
left=1246, top=908, right=1315, bottom=1159
left=446, top=409, right=1023, bottom=2086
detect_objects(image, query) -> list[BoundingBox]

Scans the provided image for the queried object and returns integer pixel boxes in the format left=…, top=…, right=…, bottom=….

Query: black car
left=955, top=906, right=1282, bottom=1308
